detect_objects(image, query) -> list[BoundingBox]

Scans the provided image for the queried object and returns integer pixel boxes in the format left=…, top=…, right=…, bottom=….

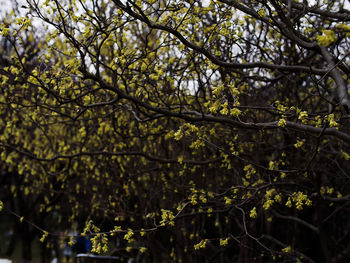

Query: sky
left=0, top=0, right=26, bottom=17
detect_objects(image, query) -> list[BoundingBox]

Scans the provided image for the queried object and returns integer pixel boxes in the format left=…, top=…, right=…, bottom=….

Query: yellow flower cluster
left=91, top=234, right=109, bottom=254
left=298, top=111, right=308, bottom=124
left=320, top=186, right=337, bottom=196
left=40, top=231, right=48, bottom=243
left=327, top=114, right=338, bottom=128
left=124, top=229, right=134, bottom=241
left=250, top=207, right=257, bottom=218
left=139, top=247, right=147, bottom=253
left=340, top=150, right=350, bottom=160
left=294, top=139, right=305, bottom=148
left=278, top=118, right=287, bottom=127
left=194, top=239, right=208, bottom=250
left=230, top=107, right=241, bottom=117
left=336, top=23, right=350, bottom=36
left=0, top=24, right=10, bottom=36
left=316, top=30, right=337, bottom=46
left=282, top=245, right=291, bottom=253
left=243, top=164, right=256, bottom=179
left=262, top=188, right=282, bottom=210
left=174, top=123, right=199, bottom=141
left=160, top=209, right=175, bottom=226
left=257, top=9, right=266, bottom=17
left=224, top=196, right=232, bottom=205
left=220, top=237, right=230, bottom=246
left=285, top=192, right=312, bottom=210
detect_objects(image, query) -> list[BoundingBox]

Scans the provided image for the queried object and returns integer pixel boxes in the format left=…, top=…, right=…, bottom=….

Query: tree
left=0, top=0, right=350, bottom=262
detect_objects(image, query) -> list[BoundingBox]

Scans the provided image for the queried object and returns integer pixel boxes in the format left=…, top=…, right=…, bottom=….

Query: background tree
left=1, top=0, right=350, bottom=262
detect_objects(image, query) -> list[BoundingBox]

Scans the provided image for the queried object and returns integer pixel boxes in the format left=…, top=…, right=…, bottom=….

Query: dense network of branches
left=0, top=0, right=350, bottom=262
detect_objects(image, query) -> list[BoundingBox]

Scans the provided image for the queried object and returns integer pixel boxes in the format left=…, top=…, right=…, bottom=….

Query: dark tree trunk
left=21, top=223, right=32, bottom=263
left=5, top=225, right=17, bottom=257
